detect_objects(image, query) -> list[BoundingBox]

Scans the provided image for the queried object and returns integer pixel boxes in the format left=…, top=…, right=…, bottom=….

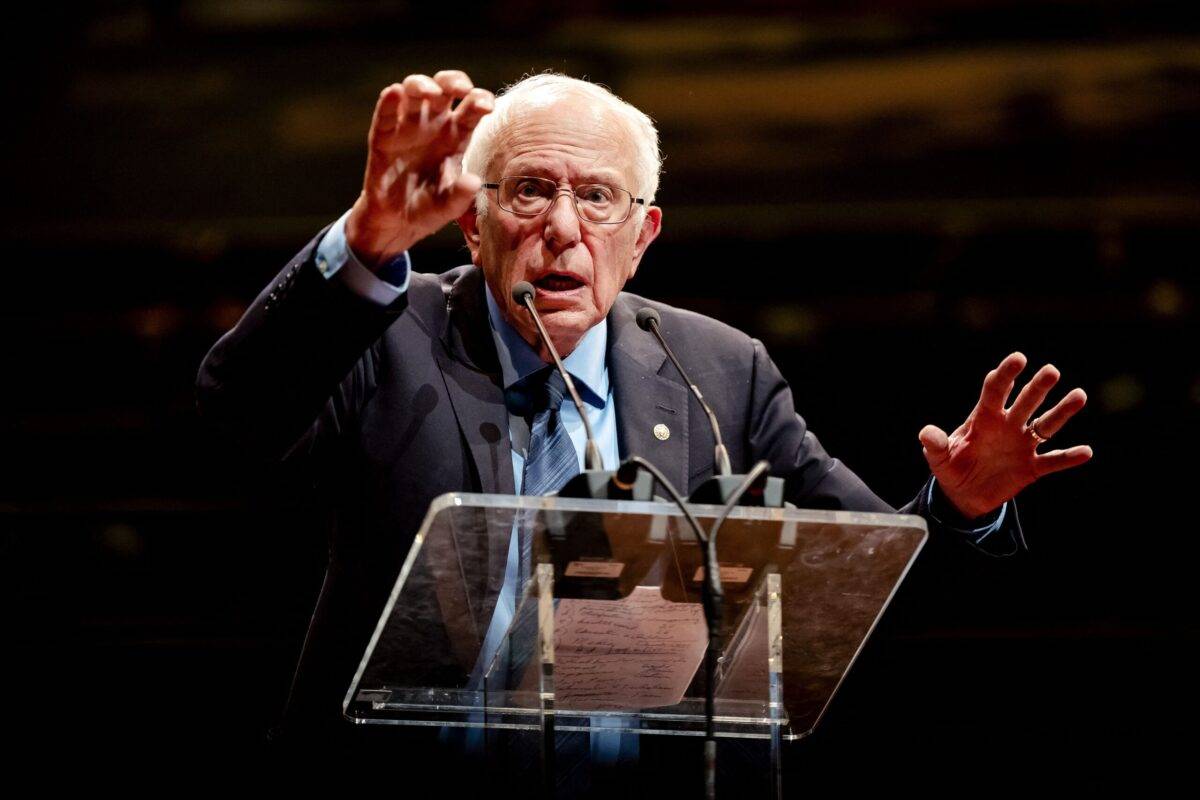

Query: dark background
left=1, top=0, right=1196, bottom=788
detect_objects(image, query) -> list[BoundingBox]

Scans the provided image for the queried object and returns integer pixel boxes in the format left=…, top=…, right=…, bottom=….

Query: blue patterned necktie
left=519, top=368, right=580, bottom=582
left=521, top=369, right=580, bottom=497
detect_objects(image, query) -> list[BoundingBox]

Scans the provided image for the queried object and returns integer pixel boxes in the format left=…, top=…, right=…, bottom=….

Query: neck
left=524, top=328, right=581, bottom=363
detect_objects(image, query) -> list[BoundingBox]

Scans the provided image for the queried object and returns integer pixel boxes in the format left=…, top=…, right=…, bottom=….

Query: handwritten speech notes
left=550, top=586, right=708, bottom=711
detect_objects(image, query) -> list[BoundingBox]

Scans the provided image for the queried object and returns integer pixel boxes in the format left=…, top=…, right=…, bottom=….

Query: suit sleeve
left=195, top=226, right=409, bottom=463
left=746, top=338, right=1025, bottom=556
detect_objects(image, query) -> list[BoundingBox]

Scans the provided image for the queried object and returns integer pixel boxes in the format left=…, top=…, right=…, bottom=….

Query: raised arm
left=196, top=71, right=494, bottom=459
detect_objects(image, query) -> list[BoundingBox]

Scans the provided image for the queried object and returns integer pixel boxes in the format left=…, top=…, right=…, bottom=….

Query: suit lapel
left=433, top=267, right=516, bottom=497
left=608, top=296, right=691, bottom=492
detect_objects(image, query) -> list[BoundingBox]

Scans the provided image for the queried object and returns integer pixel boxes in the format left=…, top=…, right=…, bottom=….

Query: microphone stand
left=635, top=307, right=786, bottom=507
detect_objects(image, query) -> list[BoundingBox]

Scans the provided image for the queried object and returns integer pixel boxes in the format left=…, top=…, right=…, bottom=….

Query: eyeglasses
left=483, top=176, right=645, bottom=224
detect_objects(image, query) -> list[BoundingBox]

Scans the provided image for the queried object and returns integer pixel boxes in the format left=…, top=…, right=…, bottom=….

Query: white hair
left=462, top=73, right=661, bottom=217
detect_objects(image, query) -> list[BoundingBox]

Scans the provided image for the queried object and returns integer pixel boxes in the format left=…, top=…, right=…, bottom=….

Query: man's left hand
left=919, top=352, right=1093, bottom=520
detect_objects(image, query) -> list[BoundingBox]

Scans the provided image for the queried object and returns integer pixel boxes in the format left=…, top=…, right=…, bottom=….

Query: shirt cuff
left=314, top=209, right=411, bottom=304
left=926, top=478, right=1007, bottom=543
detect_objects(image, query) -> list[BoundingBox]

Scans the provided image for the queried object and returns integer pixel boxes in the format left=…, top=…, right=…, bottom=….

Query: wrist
left=932, top=480, right=996, bottom=523
left=345, top=195, right=416, bottom=270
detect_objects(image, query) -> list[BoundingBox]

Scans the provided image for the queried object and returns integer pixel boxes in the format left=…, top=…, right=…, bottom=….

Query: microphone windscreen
left=511, top=281, right=536, bottom=304
left=635, top=307, right=661, bottom=331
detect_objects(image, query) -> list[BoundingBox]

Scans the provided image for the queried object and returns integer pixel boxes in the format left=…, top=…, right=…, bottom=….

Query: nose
left=542, top=189, right=581, bottom=254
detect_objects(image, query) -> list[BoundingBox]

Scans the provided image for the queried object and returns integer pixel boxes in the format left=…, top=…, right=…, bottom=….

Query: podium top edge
left=425, top=492, right=928, bottom=534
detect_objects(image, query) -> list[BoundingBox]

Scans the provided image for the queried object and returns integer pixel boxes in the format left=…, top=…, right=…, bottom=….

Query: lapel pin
left=653, top=423, right=670, bottom=441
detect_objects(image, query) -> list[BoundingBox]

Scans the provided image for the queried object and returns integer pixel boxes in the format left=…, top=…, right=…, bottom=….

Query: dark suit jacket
left=197, top=229, right=1022, bottom=732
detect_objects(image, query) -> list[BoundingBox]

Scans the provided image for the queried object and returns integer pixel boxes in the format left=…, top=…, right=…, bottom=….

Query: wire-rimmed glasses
left=483, top=176, right=645, bottom=224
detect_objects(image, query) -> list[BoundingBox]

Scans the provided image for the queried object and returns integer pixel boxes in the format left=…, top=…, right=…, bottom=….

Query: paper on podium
left=545, top=586, right=708, bottom=711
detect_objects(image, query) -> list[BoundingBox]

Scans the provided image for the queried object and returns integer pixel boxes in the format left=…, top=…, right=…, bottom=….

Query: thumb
left=918, top=424, right=950, bottom=470
left=432, top=170, right=482, bottom=220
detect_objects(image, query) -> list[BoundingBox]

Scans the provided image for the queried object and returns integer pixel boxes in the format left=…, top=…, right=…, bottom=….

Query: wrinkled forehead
left=488, top=94, right=637, bottom=186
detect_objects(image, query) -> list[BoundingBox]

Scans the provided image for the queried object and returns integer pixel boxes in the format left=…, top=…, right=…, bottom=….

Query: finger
left=402, top=74, right=446, bottom=124
left=408, top=170, right=483, bottom=228
left=369, top=84, right=404, bottom=143
left=432, top=70, right=474, bottom=100
left=918, top=424, right=950, bottom=470
left=452, top=87, right=495, bottom=137
left=439, top=171, right=484, bottom=217
left=1031, top=387, right=1087, bottom=439
left=364, top=85, right=407, bottom=186
left=1006, top=363, right=1060, bottom=423
left=978, top=352, right=1027, bottom=411
left=1034, top=445, right=1093, bottom=477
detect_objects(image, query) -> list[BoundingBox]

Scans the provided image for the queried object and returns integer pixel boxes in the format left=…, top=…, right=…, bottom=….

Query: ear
left=457, top=206, right=483, bottom=266
left=627, top=205, right=663, bottom=279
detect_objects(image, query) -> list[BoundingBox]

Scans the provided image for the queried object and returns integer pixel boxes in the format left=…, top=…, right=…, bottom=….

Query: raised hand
left=345, top=71, right=494, bottom=267
left=918, top=352, right=1093, bottom=520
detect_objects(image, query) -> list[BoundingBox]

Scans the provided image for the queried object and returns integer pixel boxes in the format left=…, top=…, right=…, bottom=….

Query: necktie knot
left=542, top=369, right=567, bottom=411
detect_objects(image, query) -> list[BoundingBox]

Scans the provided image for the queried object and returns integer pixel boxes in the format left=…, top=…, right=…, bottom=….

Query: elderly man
left=197, top=70, right=1091, bottom=737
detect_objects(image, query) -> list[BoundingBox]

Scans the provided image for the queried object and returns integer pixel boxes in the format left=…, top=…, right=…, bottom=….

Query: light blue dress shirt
left=483, top=281, right=620, bottom=483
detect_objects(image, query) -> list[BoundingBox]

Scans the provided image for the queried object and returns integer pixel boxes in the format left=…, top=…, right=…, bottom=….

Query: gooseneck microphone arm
left=511, top=281, right=604, bottom=472
left=635, top=307, right=732, bottom=476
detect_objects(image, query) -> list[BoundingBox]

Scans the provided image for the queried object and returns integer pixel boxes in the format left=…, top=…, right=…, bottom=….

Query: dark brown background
left=1, top=1, right=1195, bottom=788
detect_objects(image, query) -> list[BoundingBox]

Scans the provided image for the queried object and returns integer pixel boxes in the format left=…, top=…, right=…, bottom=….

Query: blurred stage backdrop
left=1, top=0, right=1196, bottom=788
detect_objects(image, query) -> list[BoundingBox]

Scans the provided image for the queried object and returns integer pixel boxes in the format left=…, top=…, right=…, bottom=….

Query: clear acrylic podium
left=345, top=492, right=927, bottom=794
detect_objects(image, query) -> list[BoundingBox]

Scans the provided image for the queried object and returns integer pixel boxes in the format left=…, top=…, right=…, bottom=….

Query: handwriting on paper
left=552, top=586, right=708, bottom=711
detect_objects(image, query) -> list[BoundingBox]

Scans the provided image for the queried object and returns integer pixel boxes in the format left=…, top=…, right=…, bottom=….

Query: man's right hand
left=345, top=71, right=494, bottom=269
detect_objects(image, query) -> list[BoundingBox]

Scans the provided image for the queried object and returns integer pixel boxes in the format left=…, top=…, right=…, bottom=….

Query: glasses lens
left=576, top=184, right=631, bottom=223
left=499, top=177, right=556, bottom=215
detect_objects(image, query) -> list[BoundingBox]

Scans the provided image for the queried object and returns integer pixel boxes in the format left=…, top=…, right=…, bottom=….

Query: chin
left=546, top=305, right=598, bottom=327
left=542, top=311, right=596, bottom=351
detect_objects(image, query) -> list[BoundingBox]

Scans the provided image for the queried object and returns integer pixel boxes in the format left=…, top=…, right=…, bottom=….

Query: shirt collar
left=485, top=281, right=608, bottom=408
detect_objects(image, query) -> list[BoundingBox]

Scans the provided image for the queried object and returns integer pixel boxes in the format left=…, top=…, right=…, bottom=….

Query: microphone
left=512, top=281, right=604, bottom=472
left=635, top=306, right=732, bottom=476
left=635, top=306, right=784, bottom=507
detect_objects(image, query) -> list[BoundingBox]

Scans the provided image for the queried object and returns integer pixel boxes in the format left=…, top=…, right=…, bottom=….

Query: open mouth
left=534, top=273, right=585, bottom=292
